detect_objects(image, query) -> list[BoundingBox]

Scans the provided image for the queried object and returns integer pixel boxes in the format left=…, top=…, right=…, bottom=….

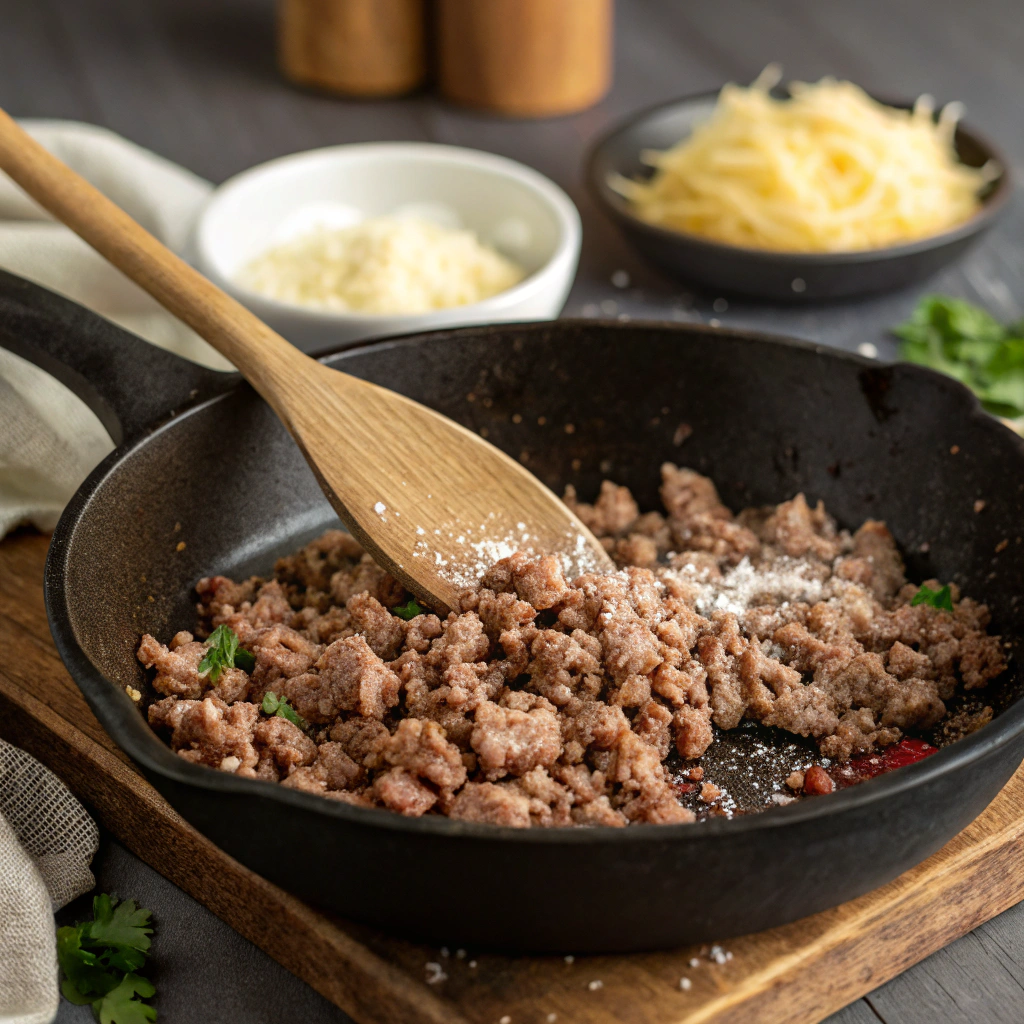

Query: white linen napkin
left=0, top=120, right=230, bottom=539
left=0, top=739, right=99, bottom=1024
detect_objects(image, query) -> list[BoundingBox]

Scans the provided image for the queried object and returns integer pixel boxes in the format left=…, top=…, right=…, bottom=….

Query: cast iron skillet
left=3, top=269, right=1023, bottom=953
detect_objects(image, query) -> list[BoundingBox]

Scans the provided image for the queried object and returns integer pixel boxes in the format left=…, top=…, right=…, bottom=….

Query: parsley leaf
left=57, top=894, right=157, bottom=1024
left=198, top=624, right=254, bottom=683
left=911, top=584, right=954, bottom=611
left=95, top=974, right=157, bottom=1024
left=61, top=979, right=100, bottom=1006
left=87, top=895, right=152, bottom=952
left=102, top=945, right=148, bottom=974
left=233, top=647, right=255, bottom=672
left=392, top=599, right=425, bottom=620
left=894, top=296, right=1024, bottom=420
left=262, top=691, right=307, bottom=729
left=57, top=927, right=117, bottom=1000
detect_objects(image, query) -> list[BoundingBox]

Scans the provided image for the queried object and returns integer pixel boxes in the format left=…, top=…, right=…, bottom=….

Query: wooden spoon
left=0, top=109, right=613, bottom=613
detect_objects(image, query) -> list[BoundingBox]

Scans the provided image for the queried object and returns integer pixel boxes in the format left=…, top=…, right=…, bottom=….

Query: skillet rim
left=45, top=318, right=1024, bottom=845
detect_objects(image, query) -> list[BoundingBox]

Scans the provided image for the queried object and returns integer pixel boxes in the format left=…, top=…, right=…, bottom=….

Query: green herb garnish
left=392, top=599, right=425, bottom=620
left=262, top=691, right=307, bottom=729
left=911, top=583, right=954, bottom=611
left=233, top=648, right=255, bottom=672
left=197, top=624, right=254, bottom=683
left=894, top=295, right=1024, bottom=420
left=57, top=894, right=156, bottom=1023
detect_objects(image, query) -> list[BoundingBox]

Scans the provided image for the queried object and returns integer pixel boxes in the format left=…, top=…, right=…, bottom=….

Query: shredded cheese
left=238, top=215, right=526, bottom=314
left=612, top=66, right=997, bottom=253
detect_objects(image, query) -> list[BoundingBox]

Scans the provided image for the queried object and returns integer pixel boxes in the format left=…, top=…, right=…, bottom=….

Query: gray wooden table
left=5, top=0, right=1023, bottom=1020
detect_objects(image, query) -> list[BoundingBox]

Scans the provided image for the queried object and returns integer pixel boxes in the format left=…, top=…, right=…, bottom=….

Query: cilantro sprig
left=911, top=583, right=954, bottom=611
left=262, top=691, right=307, bottom=729
left=57, top=894, right=156, bottom=1023
left=895, top=296, right=1024, bottom=420
left=198, top=624, right=255, bottom=683
left=392, top=598, right=425, bottom=621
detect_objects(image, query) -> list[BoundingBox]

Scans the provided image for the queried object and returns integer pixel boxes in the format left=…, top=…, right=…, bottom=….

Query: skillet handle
left=0, top=269, right=237, bottom=445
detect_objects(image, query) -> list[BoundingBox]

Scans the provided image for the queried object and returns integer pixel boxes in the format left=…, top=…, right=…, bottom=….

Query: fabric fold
left=0, top=119, right=229, bottom=538
left=0, top=740, right=99, bottom=1024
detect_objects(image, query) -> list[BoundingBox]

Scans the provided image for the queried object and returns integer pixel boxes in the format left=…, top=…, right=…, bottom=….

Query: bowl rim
left=586, top=88, right=1014, bottom=266
left=194, top=141, right=582, bottom=325
left=46, top=318, right=1024, bottom=846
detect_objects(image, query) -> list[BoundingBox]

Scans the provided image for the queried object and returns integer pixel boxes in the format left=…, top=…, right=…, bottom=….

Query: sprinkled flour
left=682, top=555, right=827, bottom=617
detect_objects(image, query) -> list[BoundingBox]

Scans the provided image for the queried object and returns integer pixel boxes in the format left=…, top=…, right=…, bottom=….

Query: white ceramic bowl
left=194, top=142, right=582, bottom=353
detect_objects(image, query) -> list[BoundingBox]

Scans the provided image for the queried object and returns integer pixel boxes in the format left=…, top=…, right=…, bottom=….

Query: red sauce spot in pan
left=831, top=738, right=939, bottom=789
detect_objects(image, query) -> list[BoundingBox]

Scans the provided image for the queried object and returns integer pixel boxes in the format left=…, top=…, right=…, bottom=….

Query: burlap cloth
left=0, top=740, right=99, bottom=1024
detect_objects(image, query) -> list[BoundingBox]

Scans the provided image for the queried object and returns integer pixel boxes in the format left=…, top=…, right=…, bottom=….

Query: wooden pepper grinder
left=278, top=0, right=427, bottom=97
left=437, top=0, right=614, bottom=117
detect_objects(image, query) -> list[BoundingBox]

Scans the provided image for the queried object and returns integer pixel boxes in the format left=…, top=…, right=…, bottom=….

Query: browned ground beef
left=137, top=465, right=1006, bottom=827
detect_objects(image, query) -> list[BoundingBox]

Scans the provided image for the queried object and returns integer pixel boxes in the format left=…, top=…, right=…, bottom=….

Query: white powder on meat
left=237, top=216, right=525, bottom=314
left=415, top=523, right=608, bottom=591
left=675, top=555, right=826, bottom=617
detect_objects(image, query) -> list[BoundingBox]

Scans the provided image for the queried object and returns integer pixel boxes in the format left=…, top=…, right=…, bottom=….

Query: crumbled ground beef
left=138, top=465, right=1005, bottom=828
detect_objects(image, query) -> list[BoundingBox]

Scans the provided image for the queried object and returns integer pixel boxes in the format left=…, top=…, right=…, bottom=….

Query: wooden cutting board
left=3, top=529, right=1024, bottom=1024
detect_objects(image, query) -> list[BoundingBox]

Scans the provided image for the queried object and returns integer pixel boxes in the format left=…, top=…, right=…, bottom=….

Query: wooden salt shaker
left=278, top=0, right=427, bottom=97
left=437, top=0, right=613, bottom=117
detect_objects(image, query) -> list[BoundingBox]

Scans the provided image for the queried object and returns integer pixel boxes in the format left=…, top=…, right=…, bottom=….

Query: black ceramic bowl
left=587, top=90, right=1013, bottom=301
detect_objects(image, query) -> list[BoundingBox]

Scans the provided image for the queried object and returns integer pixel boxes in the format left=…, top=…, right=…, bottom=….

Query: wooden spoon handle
left=0, top=107, right=308, bottom=402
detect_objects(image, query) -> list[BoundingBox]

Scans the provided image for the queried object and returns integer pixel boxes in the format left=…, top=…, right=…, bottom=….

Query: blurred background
left=4, top=0, right=1021, bottom=353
